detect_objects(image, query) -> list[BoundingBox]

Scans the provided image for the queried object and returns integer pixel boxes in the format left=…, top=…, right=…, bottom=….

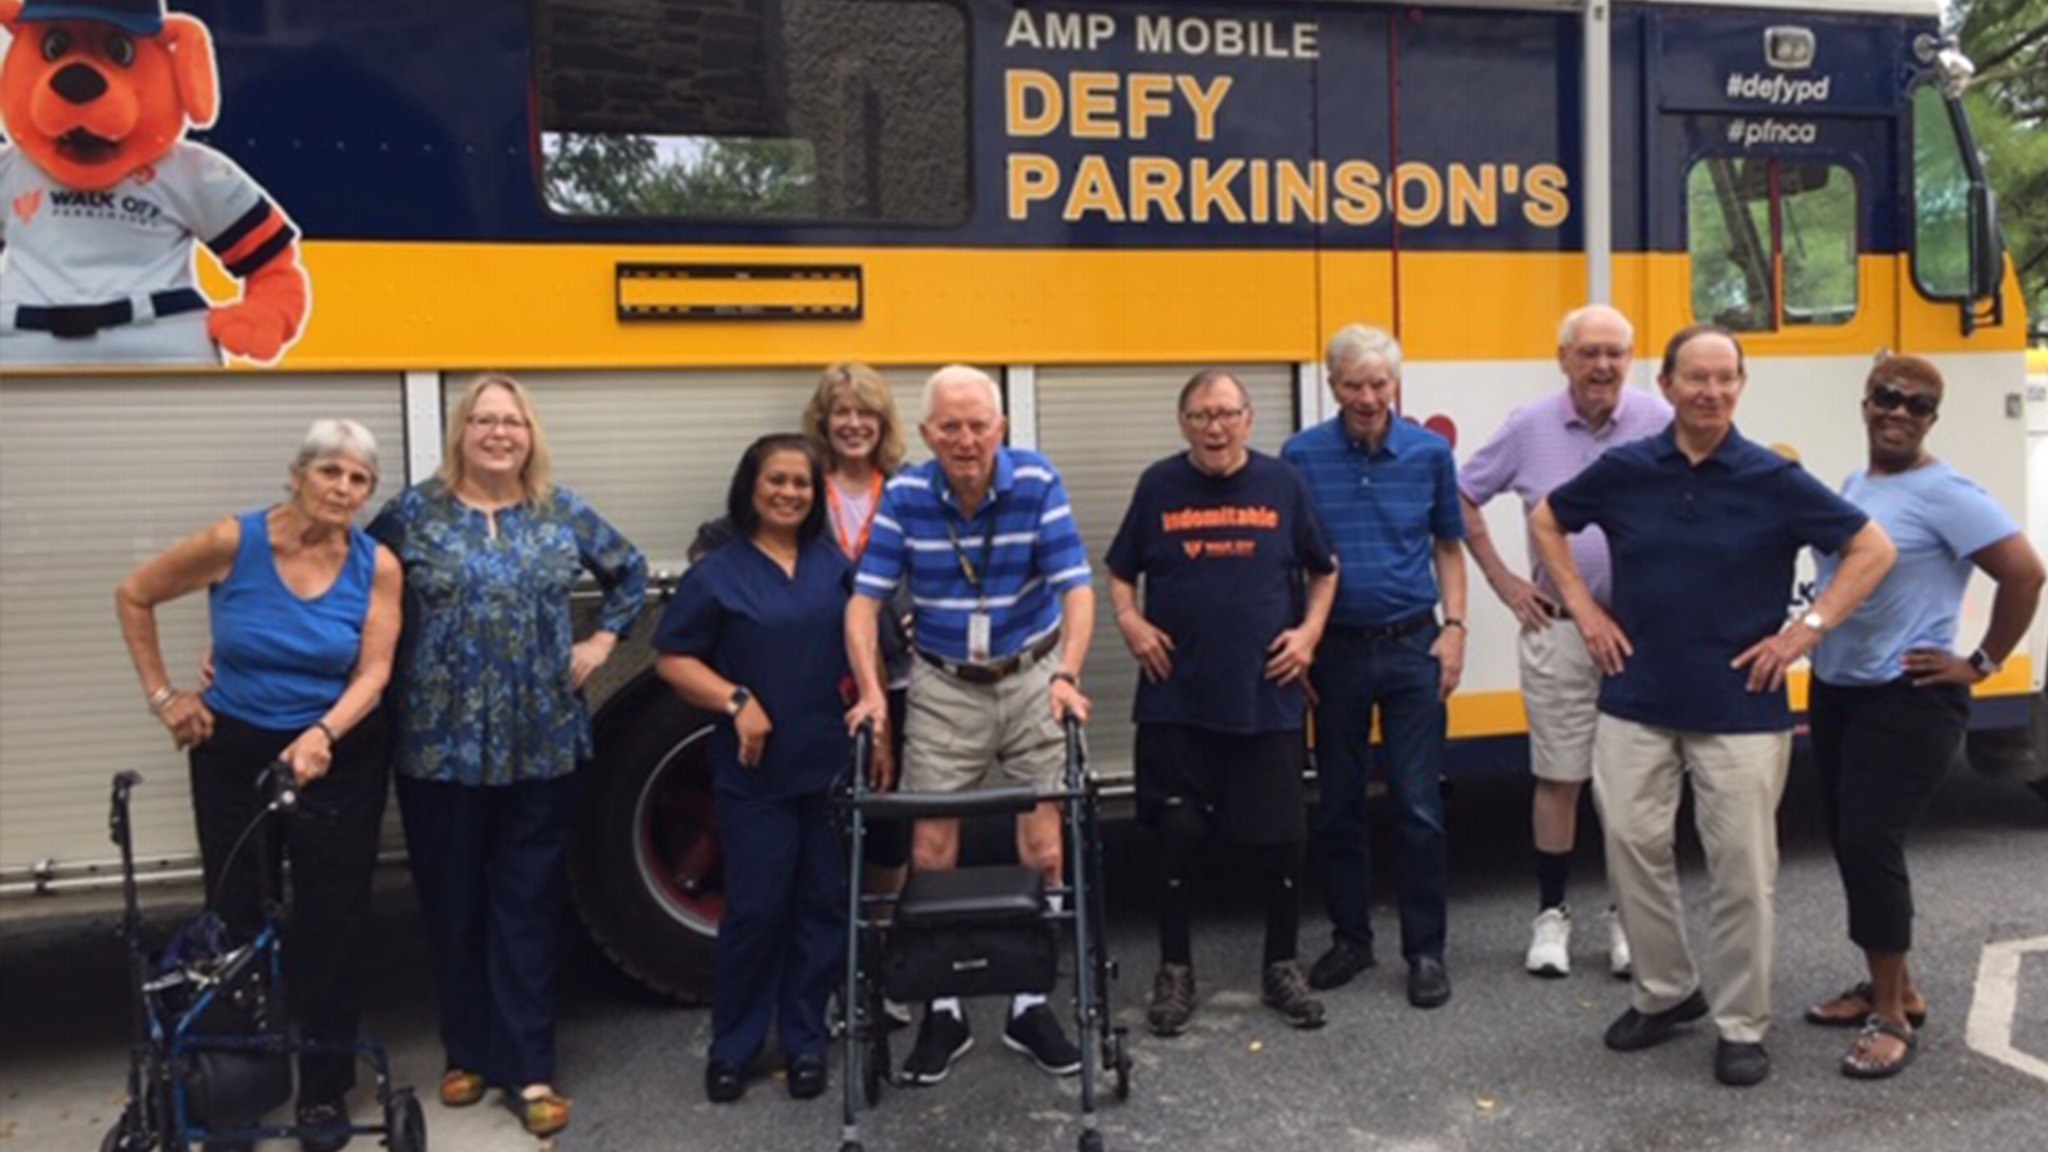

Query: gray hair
left=292, top=419, right=380, bottom=486
left=1325, top=324, right=1402, bottom=379
left=1558, top=304, right=1635, bottom=349
left=923, top=364, right=1003, bottom=421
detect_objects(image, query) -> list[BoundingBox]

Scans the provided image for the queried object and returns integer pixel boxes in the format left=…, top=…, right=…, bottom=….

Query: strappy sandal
left=1841, top=1015, right=1918, bottom=1079
left=1803, top=981, right=1928, bottom=1029
left=504, top=1087, right=571, bottom=1138
left=438, top=1067, right=486, bottom=1108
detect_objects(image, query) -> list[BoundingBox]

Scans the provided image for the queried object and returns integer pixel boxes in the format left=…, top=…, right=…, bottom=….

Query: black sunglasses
left=1866, top=385, right=1938, bottom=418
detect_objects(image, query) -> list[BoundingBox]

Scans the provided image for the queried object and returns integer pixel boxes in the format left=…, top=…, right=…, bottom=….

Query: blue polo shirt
left=1547, top=425, right=1868, bottom=733
left=1281, top=416, right=1464, bottom=629
left=855, top=447, right=1092, bottom=664
left=653, top=535, right=853, bottom=798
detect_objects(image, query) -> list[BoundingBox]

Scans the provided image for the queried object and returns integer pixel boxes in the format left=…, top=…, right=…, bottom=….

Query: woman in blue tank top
left=115, top=419, right=403, bottom=1150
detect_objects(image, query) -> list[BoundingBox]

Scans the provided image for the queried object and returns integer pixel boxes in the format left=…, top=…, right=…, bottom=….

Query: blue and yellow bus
left=2, top=0, right=2038, bottom=1000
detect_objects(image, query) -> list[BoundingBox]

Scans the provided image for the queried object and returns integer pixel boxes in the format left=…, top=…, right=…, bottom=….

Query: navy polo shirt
left=1281, top=416, right=1464, bottom=629
left=1547, top=425, right=1868, bottom=733
left=653, top=535, right=853, bottom=798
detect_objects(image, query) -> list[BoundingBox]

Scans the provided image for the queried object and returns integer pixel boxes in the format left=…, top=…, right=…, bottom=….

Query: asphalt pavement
left=3, top=755, right=2044, bottom=1152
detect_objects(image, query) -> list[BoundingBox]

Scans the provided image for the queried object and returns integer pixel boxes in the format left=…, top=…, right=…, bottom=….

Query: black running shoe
left=901, top=1008, right=973, bottom=1085
left=1002, top=1004, right=1082, bottom=1076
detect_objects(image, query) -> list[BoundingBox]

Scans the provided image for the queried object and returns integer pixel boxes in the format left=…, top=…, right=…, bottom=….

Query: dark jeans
left=711, top=788, right=847, bottom=1066
left=188, top=710, right=390, bottom=1105
left=1809, top=676, right=1969, bottom=954
left=395, top=772, right=576, bottom=1090
left=1309, top=623, right=1449, bottom=961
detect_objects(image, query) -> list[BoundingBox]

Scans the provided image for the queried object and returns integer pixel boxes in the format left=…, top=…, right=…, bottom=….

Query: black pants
left=188, top=710, right=390, bottom=1105
left=395, top=772, right=576, bottom=1090
left=1808, top=677, right=1969, bottom=954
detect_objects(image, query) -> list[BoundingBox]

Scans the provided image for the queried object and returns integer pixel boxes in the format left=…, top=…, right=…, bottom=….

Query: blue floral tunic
left=369, top=479, right=647, bottom=786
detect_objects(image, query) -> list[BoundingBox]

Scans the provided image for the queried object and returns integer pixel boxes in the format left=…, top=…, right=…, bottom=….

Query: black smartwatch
left=1968, top=649, right=2002, bottom=678
left=726, top=686, right=753, bottom=716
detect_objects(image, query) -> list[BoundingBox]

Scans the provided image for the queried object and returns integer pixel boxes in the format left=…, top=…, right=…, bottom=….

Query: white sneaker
left=1605, top=907, right=1632, bottom=979
left=1526, top=906, right=1571, bottom=978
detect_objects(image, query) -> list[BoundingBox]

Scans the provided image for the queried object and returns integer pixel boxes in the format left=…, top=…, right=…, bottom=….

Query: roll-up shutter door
left=1034, top=366, right=1296, bottom=784
left=0, top=374, right=405, bottom=881
left=508, top=368, right=934, bottom=576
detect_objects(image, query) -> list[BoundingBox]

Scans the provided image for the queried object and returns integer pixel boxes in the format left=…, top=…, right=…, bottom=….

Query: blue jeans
left=1310, top=623, right=1449, bottom=961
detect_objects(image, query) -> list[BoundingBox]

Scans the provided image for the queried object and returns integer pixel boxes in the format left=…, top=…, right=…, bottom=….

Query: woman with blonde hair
left=370, top=374, right=646, bottom=1137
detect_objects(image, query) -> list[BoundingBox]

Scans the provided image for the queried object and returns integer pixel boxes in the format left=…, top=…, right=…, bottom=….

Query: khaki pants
left=1592, top=715, right=1791, bottom=1043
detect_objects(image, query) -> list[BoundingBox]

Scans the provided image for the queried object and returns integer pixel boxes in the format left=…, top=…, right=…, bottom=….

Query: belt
left=15, top=289, right=209, bottom=338
left=916, top=631, right=1060, bottom=686
left=1331, top=611, right=1436, bottom=643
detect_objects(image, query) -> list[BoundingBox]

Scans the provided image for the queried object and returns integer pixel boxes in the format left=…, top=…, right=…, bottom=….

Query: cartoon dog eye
left=104, top=32, right=136, bottom=68
left=39, top=28, right=73, bottom=62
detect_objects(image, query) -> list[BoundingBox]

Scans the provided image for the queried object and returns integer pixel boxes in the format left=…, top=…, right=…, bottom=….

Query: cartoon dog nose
left=52, top=63, right=109, bottom=105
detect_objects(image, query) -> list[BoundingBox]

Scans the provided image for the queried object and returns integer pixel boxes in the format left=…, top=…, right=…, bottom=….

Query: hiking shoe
left=1526, top=906, right=1571, bottom=978
left=1605, top=907, right=1632, bottom=979
left=1003, top=1004, right=1082, bottom=1076
left=1147, top=963, right=1197, bottom=1037
left=901, top=1008, right=973, bottom=1085
left=1306, top=940, right=1377, bottom=990
left=1261, top=961, right=1327, bottom=1030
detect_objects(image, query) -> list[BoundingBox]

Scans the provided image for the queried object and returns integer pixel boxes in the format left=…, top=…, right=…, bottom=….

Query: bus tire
left=572, top=674, right=724, bottom=1003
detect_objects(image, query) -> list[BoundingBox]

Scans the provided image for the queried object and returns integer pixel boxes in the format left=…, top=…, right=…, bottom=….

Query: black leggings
left=1156, top=799, right=1302, bottom=969
left=1808, top=677, right=1968, bottom=954
left=188, top=710, right=390, bottom=1104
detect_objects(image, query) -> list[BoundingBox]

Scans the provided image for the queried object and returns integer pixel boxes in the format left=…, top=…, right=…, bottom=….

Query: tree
left=1958, top=0, right=2048, bottom=327
left=542, top=133, right=817, bottom=219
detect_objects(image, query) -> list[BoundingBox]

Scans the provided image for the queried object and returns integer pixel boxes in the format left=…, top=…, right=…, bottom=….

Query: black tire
left=573, top=675, right=724, bottom=1002
left=863, top=1030, right=887, bottom=1108
left=1110, top=1028, right=1131, bottom=1102
left=384, top=1088, right=426, bottom=1152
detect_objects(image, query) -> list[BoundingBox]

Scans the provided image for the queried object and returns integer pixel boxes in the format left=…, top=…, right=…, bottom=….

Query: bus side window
left=1686, top=157, right=1858, bottom=331
left=533, top=0, right=969, bottom=225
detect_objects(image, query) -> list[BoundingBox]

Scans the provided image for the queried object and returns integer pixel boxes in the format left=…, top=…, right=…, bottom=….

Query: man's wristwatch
left=726, top=686, right=752, bottom=717
left=1968, top=648, right=2002, bottom=678
left=1799, top=609, right=1827, bottom=633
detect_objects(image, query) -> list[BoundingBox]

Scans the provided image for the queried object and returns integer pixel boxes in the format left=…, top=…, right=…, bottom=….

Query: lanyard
left=943, top=509, right=998, bottom=591
left=825, top=470, right=883, bottom=560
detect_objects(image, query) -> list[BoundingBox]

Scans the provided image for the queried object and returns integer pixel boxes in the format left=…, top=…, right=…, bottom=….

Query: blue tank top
left=204, top=509, right=376, bottom=729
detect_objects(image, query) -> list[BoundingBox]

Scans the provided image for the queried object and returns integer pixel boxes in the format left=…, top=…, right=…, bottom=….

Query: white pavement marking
left=1966, top=934, right=2048, bottom=1083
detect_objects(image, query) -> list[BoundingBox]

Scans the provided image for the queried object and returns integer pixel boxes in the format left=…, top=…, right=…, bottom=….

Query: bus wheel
left=574, top=677, right=723, bottom=1002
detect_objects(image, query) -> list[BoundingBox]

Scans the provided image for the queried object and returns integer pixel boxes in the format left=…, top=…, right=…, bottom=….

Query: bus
left=2, top=0, right=2040, bottom=1002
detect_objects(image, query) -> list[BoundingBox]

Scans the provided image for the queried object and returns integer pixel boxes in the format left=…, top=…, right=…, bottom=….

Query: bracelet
left=313, top=720, right=339, bottom=745
left=147, top=685, right=176, bottom=714
left=1441, top=618, right=1467, bottom=631
left=1051, top=670, right=1081, bottom=688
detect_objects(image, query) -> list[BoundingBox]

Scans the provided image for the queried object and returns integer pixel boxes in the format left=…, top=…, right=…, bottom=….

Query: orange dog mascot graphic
left=0, top=0, right=308, bottom=365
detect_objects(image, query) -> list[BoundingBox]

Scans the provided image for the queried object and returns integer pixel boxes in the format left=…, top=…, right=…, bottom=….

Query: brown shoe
left=1261, top=961, right=1327, bottom=1030
left=1146, top=964, right=1196, bottom=1037
left=437, top=1068, right=485, bottom=1108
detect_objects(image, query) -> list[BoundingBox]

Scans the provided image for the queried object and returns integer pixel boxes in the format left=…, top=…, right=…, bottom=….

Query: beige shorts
left=901, top=650, right=1067, bottom=794
left=1519, top=621, right=1601, bottom=783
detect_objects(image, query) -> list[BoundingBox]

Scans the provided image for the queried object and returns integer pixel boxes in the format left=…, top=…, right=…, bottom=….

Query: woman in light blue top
left=368, top=373, right=645, bottom=1138
left=115, top=419, right=402, bottom=1146
left=1804, top=356, right=2043, bottom=1079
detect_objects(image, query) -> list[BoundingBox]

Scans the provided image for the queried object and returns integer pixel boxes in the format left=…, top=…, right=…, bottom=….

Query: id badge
left=967, top=611, right=992, bottom=662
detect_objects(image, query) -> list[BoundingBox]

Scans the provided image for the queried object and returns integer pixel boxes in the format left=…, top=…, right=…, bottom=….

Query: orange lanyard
left=826, top=470, right=884, bottom=560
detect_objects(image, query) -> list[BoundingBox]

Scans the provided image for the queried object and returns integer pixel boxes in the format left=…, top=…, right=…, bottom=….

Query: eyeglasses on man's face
left=1865, top=385, right=1938, bottom=419
left=1181, top=407, right=1249, bottom=429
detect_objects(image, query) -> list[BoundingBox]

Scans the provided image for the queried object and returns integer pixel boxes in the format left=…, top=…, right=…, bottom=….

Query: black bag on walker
left=882, top=865, right=1058, bottom=1002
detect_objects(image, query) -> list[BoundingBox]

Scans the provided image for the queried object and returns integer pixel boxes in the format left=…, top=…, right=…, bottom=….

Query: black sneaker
left=295, top=1100, right=351, bottom=1152
left=1407, top=956, right=1452, bottom=1009
left=1307, top=941, right=1377, bottom=990
left=1604, top=989, right=1710, bottom=1052
left=1261, top=961, right=1327, bottom=1030
left=1002, top=1004, right=1082, bottom=1076
left=1715, top=1040, right=1771, bottom=1087
left=1147, top=964, right=1197, bottom=1037
left=901, top=1008, right=973, bottom=1085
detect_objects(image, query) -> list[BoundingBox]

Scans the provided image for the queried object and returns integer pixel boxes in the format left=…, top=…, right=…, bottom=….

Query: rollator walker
left=101, top=765, right=424, bottom=1152
left=836, top=715, right=1132, bottom=1152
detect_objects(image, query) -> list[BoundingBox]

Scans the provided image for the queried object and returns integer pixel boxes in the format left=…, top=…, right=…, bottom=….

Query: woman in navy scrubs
left=655, top=433, right=875, bottom=1104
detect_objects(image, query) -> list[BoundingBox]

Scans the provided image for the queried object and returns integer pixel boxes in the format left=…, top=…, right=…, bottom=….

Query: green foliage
left=1959, top=0, right=2048, bottom=326
left=543, top=133, right=817, bottom=219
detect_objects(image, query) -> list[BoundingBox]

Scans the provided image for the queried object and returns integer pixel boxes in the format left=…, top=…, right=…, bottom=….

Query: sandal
left=438, top=1067, right=486, bottom=1108
left=504, top=1087, right=571, bottom=1138
left=1803, top=982, right=1927, bottom=1029
left=1841, top=1015, right=1918, bottom=1079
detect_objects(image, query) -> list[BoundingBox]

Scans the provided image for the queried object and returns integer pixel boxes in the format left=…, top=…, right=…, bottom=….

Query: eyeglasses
left=468, top=414, right=531, bottom=432
left=1181, top=407, right=1249, bottom=428
left=1866, top=385, right=1938, bottom=418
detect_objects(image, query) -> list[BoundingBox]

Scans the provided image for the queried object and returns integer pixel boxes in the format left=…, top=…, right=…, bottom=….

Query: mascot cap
left=18, top=0, right=166, bottom=36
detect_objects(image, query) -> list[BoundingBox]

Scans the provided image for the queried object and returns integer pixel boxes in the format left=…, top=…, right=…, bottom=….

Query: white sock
left=1011, top=992, right=1046, bottom=1018
left=930, top=997, right=962, bottom=1019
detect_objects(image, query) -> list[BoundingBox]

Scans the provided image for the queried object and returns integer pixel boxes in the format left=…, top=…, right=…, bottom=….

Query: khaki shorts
left=901, top=650, right=1067, bottom=793
left=1519, top=621, right=1600, bottom=783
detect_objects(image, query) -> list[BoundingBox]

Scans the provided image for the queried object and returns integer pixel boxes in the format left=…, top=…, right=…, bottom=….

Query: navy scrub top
left=653, top=534, right=854, bottom=798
